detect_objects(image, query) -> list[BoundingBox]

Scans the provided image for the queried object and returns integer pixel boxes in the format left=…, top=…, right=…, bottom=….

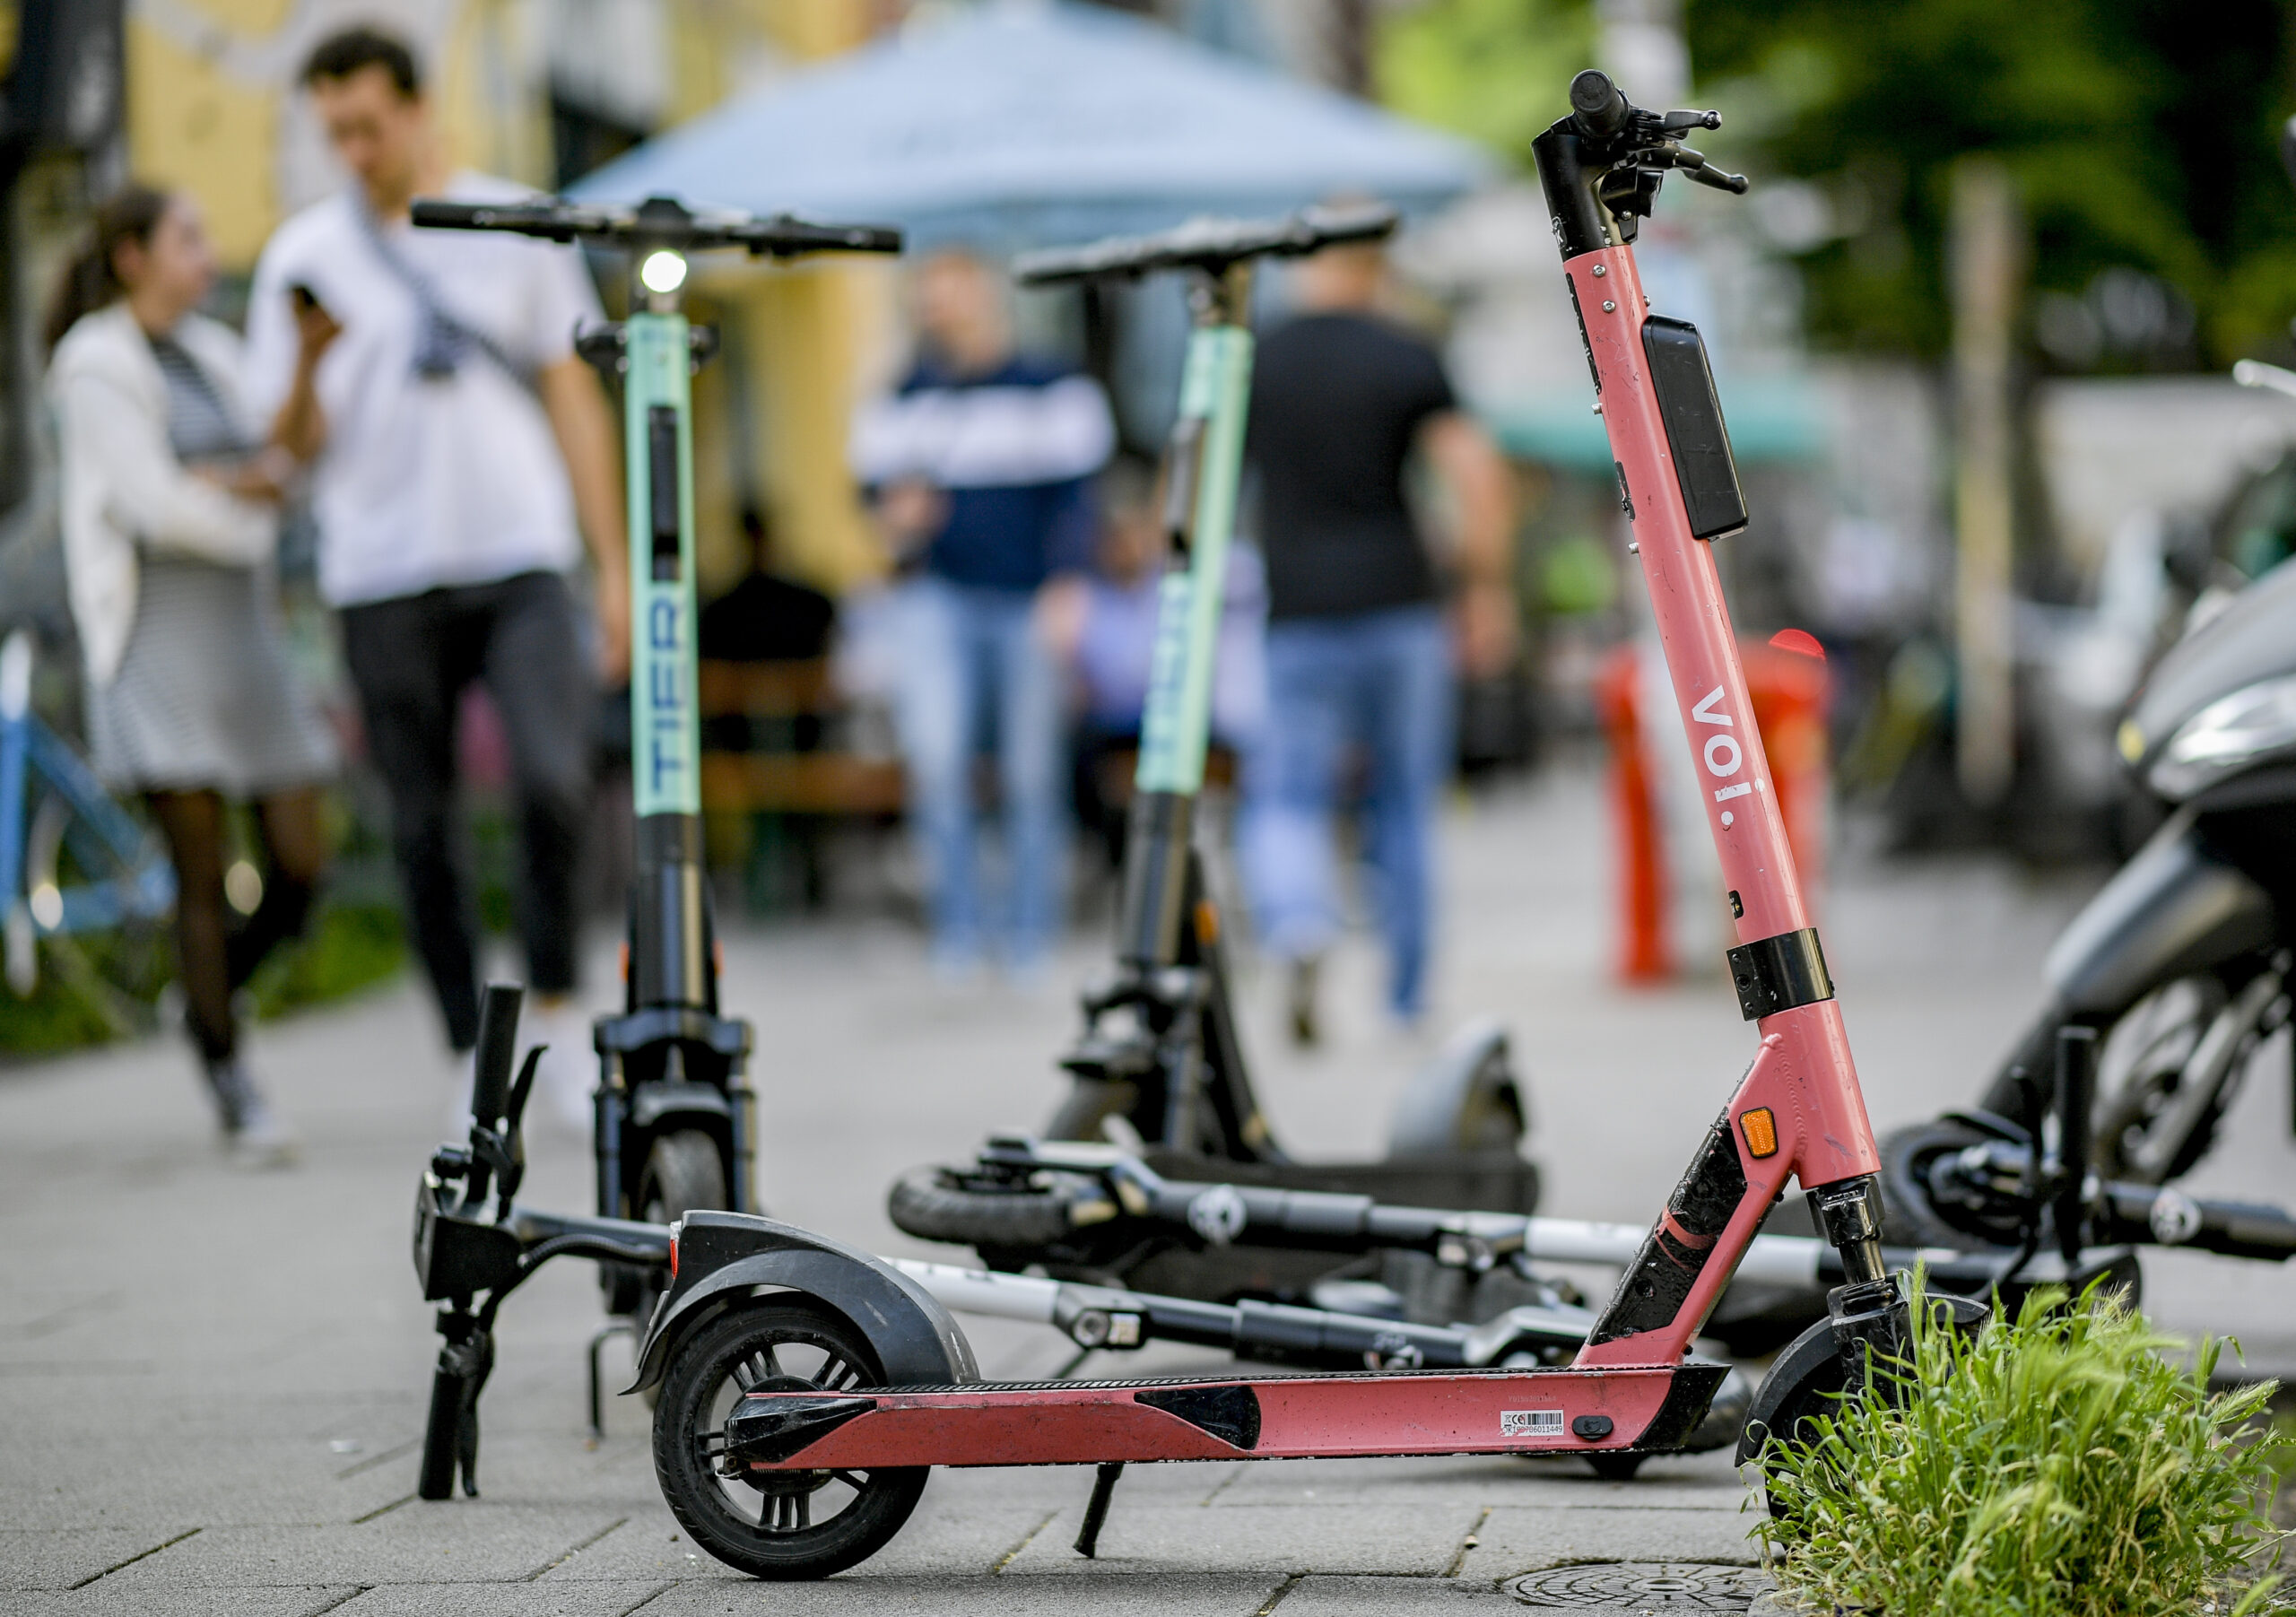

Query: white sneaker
left=524, top=996, right=596, bottom=1138
left=204, top=1057, right=300, bottom=1169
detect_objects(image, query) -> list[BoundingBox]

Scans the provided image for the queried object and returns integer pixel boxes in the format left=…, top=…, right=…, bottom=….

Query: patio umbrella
left=568, top=0, right=1490, bottom=248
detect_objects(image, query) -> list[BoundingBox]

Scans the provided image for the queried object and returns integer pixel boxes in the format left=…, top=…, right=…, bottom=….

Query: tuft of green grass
left=1757, top=1282, right=2291, bottom=1617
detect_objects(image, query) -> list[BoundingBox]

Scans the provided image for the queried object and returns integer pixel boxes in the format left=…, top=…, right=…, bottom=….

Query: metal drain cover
left=1504, top=1562, right=1770, bottom=1610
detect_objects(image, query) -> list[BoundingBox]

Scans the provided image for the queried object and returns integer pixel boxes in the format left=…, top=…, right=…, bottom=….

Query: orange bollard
left=1596, top=646, right=1671, bottom=982
left=1596, top=631, right=1830, bottom=984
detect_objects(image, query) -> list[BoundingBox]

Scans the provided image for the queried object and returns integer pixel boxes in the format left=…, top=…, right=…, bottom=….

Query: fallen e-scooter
left=619, top=73, right=1969, bottom=1580
left=404, top=193, right=903, bottom=1495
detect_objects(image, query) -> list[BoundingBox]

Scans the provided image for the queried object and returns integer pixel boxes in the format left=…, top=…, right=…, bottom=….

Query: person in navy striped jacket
left=851, top=248, right=1114, bottom=982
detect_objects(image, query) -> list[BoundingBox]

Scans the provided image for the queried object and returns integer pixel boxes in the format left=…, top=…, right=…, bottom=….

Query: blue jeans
left=1242, top=604, right=1452, bottom=1018
left=891, top=576, right=1067, bottom=968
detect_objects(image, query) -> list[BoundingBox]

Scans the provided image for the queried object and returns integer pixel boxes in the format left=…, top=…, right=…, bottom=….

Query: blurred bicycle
left=0, top=629, right=175, bottom=1030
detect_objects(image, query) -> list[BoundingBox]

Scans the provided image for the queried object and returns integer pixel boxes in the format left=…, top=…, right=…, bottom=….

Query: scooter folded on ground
left=413, top=984, right=1751, bottom=1499
left=1019, top=205, right=1539, bottom=1234
left=889, top=1132, right=2185, bottom=1344
left=610, top=77, right=1978, bottom=1579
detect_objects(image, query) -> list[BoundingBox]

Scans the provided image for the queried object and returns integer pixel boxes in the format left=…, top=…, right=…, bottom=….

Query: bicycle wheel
left=23, top=788, right=171, bottom=1033
left=652, top=1300, right=928, bottom=1579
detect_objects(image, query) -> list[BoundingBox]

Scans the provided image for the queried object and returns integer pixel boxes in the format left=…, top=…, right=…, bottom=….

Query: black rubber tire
left=886, top=1166, right=1072, bottom=1249
left=633, top=1131, right=729, bottom=1403
left=642, top=1129, right=728, bottom=1226
left=1583, top=1453, right=1646, bottom=1480
left=652, top=1300, right=928, bottom=1579
left=1875, top=1118, right=2022, bottom=1250
left=2095, top=978, right=2224, bottom=1184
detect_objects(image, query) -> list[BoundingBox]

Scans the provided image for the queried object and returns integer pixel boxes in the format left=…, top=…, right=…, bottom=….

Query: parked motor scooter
left=1881, top=547, right=2296, bottom=1248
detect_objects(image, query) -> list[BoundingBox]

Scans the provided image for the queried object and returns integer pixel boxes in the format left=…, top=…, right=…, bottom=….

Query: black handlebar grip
left=471, top=983, right=525, bottom=1130
left=410, top=200, right=491, bottom=231
left=1570, top=69, right=1631, bottom=140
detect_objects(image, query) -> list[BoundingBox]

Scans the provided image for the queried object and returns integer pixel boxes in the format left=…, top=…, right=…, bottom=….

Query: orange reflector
left=1195, top=899, right=1221, bottom=945
left=1739, top=1107, right=1779, bottom=1160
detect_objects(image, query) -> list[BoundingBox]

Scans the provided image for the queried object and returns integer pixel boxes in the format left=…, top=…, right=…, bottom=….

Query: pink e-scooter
left=601, top=69, right=1966, bottom=1579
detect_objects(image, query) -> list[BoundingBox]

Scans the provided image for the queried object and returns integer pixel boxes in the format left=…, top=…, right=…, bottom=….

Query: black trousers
left=342, top=571, right=592, bottom=1050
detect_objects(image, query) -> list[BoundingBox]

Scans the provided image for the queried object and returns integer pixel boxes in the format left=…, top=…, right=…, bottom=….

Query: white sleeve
left=59, top=365, right=274, bottom=564
left=240, top=241, right=299, bottom=425
left=526, top=241, right=604, bottom=368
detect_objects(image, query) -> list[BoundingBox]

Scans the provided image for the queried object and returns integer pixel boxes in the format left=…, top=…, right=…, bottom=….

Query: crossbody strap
left=354, top=194, right=540, bottom=397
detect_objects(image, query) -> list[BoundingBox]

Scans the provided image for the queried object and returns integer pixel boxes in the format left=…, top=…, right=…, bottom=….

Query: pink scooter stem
left=1535, top=76, right=1888, bottom=1374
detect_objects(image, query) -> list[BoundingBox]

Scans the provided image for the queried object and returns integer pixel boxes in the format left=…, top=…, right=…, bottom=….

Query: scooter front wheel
left=653, top=1300, right=928, bottom=1579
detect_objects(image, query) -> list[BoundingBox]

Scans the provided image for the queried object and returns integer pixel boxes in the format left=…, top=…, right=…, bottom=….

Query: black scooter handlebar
left=410, top=196, right=903, bottom=258
left=1015, top=203, right=1398, bottom=286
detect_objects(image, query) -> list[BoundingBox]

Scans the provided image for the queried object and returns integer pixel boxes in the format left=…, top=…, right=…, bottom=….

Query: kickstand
left=1074, top=1462, right=1125, bottom=1558
left=587, top=1319, right=638, bottom=1447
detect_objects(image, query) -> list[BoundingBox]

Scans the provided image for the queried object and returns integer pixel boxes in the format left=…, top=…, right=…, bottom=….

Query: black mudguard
left=628, top=1211, right=977, bottom=1393
left=2040, top=809, right=2273, bottom=1014
left=1385, top=1017, right=1524, bottom=1158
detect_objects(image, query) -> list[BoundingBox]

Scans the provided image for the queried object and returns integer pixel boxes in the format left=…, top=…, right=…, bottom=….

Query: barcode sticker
left=1500, top=1409, right=1566, bottom=1438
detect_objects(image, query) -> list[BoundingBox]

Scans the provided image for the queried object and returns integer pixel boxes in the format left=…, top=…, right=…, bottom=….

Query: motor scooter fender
left=2039, top=807, right=2274, bottom=1014
left=626, top=1210, right=978, bottom=1394
left=1385, top=1018, right=1523, bottom=1158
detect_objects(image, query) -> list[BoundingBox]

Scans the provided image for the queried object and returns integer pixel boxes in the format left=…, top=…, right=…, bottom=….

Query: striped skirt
left=88, top=557, right=336, bottom=797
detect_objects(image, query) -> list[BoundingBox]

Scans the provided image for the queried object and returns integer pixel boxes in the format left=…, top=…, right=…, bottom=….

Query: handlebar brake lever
left=493, top=1047, right=546, bottom=1217
left=1685, top=162, right=1751, bottom=195
left=1658, top=109, right=1723, bottom=134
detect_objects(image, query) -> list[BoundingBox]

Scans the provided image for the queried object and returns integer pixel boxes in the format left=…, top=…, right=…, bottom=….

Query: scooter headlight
left=2148, top=673, right=2296, bottom=799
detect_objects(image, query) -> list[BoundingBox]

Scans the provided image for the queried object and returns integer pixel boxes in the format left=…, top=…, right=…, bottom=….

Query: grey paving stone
left=1211, top=1452, right=1749, bottom=1510
left=0, top=1526, right=201, bottom=1590
left=332, top=1581, right=677, bottom=1614
left=539, top=1496, right=1055, bottom=1581
left=1002, top=1501, right=1481, bottom=1577
left=1275, top=1575, right=1527, bottom=1613
left=100, top=1505, right=631, bottom=1588
left=1454, top=1504, right=1762, bottom=1579
left=0, top=1587, right=355, bottom=1617
left=636, top=1569, right=1286, bottom=1614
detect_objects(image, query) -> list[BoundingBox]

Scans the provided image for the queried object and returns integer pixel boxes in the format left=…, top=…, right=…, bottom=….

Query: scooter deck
left=729, top=1361, right=1727, bottom=1471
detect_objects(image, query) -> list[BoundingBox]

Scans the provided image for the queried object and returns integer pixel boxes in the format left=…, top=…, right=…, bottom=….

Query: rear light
left=668, top=1222, right=680, bottom=1279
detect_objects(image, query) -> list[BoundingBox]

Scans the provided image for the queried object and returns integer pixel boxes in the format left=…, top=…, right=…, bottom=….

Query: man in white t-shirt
left=245, top=28, right=627, bottom=1122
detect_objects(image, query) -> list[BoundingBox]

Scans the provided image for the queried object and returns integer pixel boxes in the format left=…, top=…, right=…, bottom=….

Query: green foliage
left=1376, top=0, right=1596, bottom=166
left=1758, top=1283, right=2292, bottom=1617
left=1686, top=0, right=2296, bottom=364
left=0, top=899, right=404, bottom=1060
left=245, top=900, right=406, bottom=1022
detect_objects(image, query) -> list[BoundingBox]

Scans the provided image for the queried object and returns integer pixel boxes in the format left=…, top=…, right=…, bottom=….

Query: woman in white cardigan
left=48, top=186, right=337, bottom=1166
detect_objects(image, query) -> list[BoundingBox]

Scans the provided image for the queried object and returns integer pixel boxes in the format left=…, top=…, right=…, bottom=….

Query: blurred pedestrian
left=1057, top=457, right=1265, bottom=868
left=849, top=248, right=1113, bottom=980
left=47, top=185, right=337, bottom=1165
left=244, top=28, right=628, bottom=1127
left=1241, top=232, right=1514, bottom=1041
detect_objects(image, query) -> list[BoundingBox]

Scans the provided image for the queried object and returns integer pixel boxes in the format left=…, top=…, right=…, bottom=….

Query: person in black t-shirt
left=1241, top=232, right=1514, bottom=1041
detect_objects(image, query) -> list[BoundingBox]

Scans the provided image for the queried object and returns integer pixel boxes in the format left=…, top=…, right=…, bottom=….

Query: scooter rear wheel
left=652, top=1300, right=928, bottom=1579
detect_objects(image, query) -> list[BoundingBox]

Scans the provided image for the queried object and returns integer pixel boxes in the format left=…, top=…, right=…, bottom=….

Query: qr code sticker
left=1500, top=1409, right=1565, bottom=1438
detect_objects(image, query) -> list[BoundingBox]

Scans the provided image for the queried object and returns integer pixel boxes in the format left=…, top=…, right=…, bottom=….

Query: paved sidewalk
left=4, top=771, right=2290, bottom=1613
